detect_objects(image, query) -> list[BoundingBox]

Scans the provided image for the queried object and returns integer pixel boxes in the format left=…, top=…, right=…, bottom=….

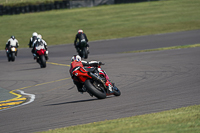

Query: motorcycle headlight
left=11, top=47, right=16, bottom=51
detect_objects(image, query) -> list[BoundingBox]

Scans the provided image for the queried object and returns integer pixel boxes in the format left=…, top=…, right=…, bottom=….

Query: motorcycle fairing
left=72, top=67, right=92, bottom=83
left=36, top=49, right=46, bottom=56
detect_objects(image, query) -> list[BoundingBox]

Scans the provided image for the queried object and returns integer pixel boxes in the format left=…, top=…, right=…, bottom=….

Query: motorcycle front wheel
left=39, top=55, right=46, bottom=68
left=113, top=85, right=121, bottom=96
left=11, top=52, right=15, bottom=61
left=84, top=79, right=106, bottom=99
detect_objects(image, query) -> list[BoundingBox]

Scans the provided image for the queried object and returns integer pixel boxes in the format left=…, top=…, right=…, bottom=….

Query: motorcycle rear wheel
left=83, top=47, right=88, bottom=59
left=84, top=79, right=106, bottom=99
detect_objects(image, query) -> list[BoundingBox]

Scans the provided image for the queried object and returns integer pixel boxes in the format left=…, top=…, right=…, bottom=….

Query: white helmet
left=37, top=34, right=42, bottom=39
left=71, top=55, right=81, bottom=62
left=32, top=32, right=38, bottom=37
left=78, top=29, right=83, bottom=33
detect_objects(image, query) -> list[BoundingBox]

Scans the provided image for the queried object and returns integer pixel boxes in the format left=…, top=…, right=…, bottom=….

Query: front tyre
left=113, top=85, right=121, bottom=96
left=39, top=55, right=46, bottom=68
left=11, top=52, right=15, bottom=61
left=84, top=79, right=106, bottom=99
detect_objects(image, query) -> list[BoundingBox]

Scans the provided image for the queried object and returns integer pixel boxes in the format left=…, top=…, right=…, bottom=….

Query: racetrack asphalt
left=0, top=30, right=200, bottom=133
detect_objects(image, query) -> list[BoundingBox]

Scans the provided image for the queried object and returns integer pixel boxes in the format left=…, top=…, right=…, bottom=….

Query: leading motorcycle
left=6, top=46, right=17, bottom=62
left=71, top=63, right=121, bottom=99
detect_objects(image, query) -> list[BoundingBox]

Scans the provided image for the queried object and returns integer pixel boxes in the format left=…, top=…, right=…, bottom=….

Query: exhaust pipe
left=88, top=72, right=107, bottom=89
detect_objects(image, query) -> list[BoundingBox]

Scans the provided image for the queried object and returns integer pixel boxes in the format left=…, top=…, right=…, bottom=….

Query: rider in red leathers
left=69, top=55, right=102, bottom=93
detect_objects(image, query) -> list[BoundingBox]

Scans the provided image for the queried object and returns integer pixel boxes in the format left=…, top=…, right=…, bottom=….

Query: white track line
left=0, top=90, right=35, bottom=111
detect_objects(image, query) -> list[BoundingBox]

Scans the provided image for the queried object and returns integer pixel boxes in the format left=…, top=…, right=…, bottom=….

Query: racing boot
left=76, top=47, right=81, bottom=53
left=33, top=54, right=37, bottom=60
left=86, top=43, right=90, bottom=54
left=87, top=47, right=90, bottom=54
left=45, top=55, right=49, bottom=61
left=15, top=50, right=18, bottom=57
left=78, top=87, right=87, bottom=94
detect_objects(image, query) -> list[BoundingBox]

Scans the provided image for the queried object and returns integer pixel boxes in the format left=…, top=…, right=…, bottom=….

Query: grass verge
left=37, top=105, right=200, bottom=133
left=122, top=44, right=200, bottom=53
left=0, top=0, right=200, bottom=50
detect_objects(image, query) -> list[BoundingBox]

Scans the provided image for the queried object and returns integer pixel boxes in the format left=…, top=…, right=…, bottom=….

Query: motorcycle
left=77, top=42, right=89, bottom=59
left=6, top=46, right=17, bottom=62
left=71, top=63, right=121, bottom=99
left=34, top=44, right=48, bottom=68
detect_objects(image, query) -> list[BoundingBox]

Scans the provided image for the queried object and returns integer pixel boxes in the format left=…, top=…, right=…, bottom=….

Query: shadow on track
left=45, top=98, right=99, bottom=106
left=18, top=67, right=42, bottom=71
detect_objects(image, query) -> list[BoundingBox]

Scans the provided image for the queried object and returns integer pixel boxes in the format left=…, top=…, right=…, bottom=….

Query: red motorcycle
left=71, top=63, right=121, bottom=99
left=35, top=45, right=48, bottom=68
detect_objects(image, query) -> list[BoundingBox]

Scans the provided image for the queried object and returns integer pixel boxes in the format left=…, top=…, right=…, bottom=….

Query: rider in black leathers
left=28, top=32, right=38, bottom=48
left=74, top=29, right=89, bottom=53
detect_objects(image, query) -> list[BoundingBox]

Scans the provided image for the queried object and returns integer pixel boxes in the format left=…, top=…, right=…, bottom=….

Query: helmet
left=71, top=55, right=81, bottom=62
left=32, top=32, right=38, bottom=37
left=37, top=34, right=42, bottom=39
left=78, top=29, right=83, bottom=33
left=11, top=36, right=15, bottom=39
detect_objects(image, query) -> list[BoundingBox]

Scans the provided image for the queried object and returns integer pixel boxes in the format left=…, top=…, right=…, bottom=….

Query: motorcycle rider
left=5, top=36, right=19, bottom=57
left=69, top=55, right=102, bottom=93
left=74, top=29, right=89, bottom=53
left=28, top=32, right=38, bottom=48
left=32, top=34, right=48, bottom=60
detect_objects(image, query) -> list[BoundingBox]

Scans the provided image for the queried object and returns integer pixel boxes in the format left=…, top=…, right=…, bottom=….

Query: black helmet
left=11, top=36, right=15, bottom=40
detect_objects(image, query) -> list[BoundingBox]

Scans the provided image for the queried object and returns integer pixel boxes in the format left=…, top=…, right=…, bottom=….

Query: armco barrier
left=0, top=0, right=155, bottom=16
left=0, top=0, right=70, bottom=16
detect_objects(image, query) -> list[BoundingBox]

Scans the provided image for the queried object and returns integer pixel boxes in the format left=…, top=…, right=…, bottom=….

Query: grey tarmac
left=0, top=30, right=200, bottom=133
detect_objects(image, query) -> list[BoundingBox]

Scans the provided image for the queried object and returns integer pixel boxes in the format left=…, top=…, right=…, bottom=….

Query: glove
left=98, top=62, right=102, bottom=65
left=99, top=62, right=104, bottom=66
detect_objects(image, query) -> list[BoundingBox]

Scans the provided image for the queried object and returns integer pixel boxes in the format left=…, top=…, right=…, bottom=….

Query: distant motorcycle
left=6, top=46, right=17, bottom=62
left=34, top=44, right=48, bottom=68
left=77, top=42, right=89, bottom=59
left=71, top=62, right=121, bottom=99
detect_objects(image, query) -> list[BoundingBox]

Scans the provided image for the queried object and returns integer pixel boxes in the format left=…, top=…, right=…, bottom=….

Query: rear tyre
left=84, top=79, right=106, bottom=99
left=78, top=50, right=83, bottom=58
left=39, top=55, right=46, bottom=68
left=83, top=47, right=88, bottom=59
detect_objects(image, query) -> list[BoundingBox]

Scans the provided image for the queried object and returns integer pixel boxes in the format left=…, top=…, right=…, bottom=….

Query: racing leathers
left=28, top=35, right=37, bottom=48
left=32, top=38, right=48, bottom=60
left=5, top=38, right=19, bottom=56
left=69, top=60, right=102, bottom=93
left=74, top=32, right=89, bottom=52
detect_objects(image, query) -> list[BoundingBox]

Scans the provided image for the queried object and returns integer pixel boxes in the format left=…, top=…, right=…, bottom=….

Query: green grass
left=37, top=105, right=200, bottom=133
left=0, top=0, right=200, bottom=50
left=122, top=44, right=200, bottom=53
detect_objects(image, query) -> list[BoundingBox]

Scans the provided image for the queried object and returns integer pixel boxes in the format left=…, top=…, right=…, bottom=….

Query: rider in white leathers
left=5, top=36, right=19, bottom=56
left=32, top=34, right=48, bottom=60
